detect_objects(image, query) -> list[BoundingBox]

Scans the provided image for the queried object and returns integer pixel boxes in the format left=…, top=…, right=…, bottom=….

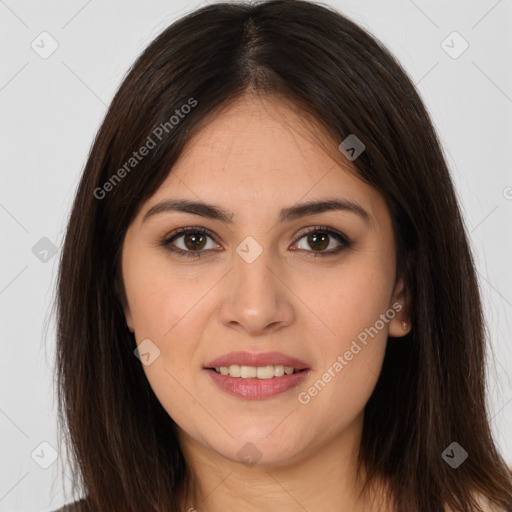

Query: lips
left=204, top=350, right=310, bottom=370
left=206, top=367, right=310, bottom=399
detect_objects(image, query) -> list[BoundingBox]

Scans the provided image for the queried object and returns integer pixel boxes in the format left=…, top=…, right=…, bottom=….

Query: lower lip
left=205, top=368, right=310, bottom=400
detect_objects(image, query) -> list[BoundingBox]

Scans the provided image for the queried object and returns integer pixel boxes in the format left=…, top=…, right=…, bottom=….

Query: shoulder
left=473, top=493, right=510, bottom=512
left=49, top=498, right=88, bottom=512
left=445, top=492, right=510, bottom=512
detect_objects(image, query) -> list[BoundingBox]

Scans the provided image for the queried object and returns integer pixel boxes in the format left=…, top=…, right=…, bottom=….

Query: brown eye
left=293, top=226, right=351, bottom=256
left=162, top=227, right=220, bottom=259
left=182, top=232, right=207, bottom=251
left=306, top=232, right=329, bottom=251
left=161, top=225, right=351, bottom=259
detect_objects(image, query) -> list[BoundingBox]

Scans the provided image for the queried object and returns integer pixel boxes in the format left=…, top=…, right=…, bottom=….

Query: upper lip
left=205, top=351, right=310, bottom=370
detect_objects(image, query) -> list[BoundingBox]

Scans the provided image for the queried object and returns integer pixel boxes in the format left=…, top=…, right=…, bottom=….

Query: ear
left=124, top=304, right=134, bottom=333
left=388, top=276, right=411, bottom=338
left=114, top=273, right=134, bottom=333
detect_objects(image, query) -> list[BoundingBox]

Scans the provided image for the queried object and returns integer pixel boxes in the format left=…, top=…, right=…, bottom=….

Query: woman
left=52, top=1, right=512, bottom=511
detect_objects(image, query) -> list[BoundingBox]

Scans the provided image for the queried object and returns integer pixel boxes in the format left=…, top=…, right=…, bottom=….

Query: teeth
left=241, top=365, right=257, bottom=378
left=256, top=366, right=273, bottom=379
left=213, top=365, right=299, bottom=378
left=274, top=365, right=285, bottom=377
left=228, top=365, right=241, bottom=377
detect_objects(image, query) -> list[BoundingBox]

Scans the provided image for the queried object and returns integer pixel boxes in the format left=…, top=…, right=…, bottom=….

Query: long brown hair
left=54, top=1, right=512, bottom=510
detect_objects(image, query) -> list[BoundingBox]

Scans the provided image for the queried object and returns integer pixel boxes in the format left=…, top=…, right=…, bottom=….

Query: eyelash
left=160, top=225, right=352, bottom=259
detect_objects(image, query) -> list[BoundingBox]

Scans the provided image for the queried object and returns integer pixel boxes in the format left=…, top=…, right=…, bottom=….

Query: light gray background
left=1, top=0, right=511, bottom=510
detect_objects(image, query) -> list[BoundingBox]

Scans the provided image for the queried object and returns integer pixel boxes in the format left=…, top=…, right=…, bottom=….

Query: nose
left=218, top=247, right=295, bottom=336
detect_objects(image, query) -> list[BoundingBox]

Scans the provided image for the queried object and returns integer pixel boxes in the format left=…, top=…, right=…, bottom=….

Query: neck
left=177, top=412, right=392, bottom=512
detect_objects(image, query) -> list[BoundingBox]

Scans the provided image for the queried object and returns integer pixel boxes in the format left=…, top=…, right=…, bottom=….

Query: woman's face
left=121, top=93, right=409, bottom=467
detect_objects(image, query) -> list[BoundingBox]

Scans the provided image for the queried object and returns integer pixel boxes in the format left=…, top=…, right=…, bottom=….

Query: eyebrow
left=142, top=197, right=371, bottom=225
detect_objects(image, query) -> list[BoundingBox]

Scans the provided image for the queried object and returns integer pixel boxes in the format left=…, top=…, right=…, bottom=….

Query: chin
left=212, top=431, right=305, bottom=468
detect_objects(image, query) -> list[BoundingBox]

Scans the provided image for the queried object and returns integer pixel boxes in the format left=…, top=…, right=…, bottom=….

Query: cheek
left=294, top=252, right=394, bottom=345
left=292, top=254, right=393, bottom=413
left=124, top=251, right=214, bottom=410
left=297, top=304, right=388, bottom=433
left=125, top=254, right=209, bottom=426
left=123, top=248, right=215, bottom=338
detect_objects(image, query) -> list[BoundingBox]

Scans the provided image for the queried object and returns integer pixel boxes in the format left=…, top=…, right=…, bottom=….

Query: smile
left=204, top=367, right=310, bottom=400
left=211, top=364, right=302, bottom=379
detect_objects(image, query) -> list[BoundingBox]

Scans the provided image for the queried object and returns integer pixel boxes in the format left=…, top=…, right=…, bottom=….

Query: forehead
left=175, top=94, right=354, bottom=184
left=139, top=94, right=385, bottom=224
